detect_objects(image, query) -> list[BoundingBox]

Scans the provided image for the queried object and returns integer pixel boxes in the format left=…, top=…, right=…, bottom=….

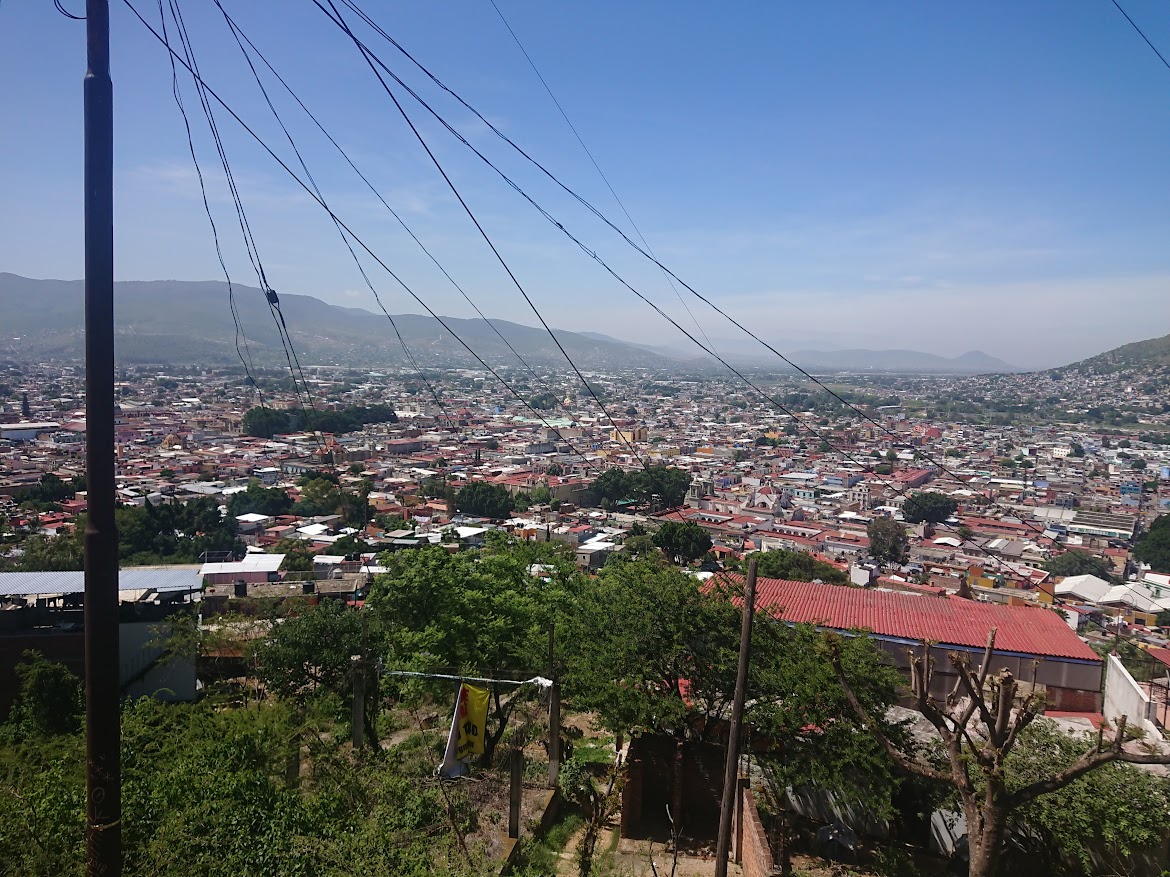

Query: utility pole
left=547, top=622, right=560, bottom=788
left=714, top=557, right=757, bottom=877
left=83, top=1, right=121, bottom=875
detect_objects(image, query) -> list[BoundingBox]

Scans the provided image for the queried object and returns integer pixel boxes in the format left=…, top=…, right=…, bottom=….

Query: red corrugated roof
left=1148, top=647, right=1170, bottom=670
left=715, top=573, right=1099, bottom=662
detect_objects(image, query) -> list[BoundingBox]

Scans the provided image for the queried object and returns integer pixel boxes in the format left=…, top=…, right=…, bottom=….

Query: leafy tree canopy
left=1044, top=550, right=1117, bottom=582
left=455, top=481, right=514, bottom=519
left=867, top=516, right=909, bottom=565
left=651, top=519, right=713, bottom=565
left=736, top=548, right=849, bottom=584
left=1134, top=514, right=1170, bottom=573
left=901, top=491, right=959, bottom=525
left=1, top=651, right=83, bottom=741
left=589, top=465, right=691, bottom=509
left=242, top=403, right=397, bottom=438
left=227, top=480, right=293, bottom=518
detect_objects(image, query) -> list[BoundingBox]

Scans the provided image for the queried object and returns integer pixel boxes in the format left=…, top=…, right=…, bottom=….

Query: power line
left=317, top=0, right=649, bottom=469
left=154, top=0, right=263, bottom=408
left=210, top=3, right=560, bottom=405
left=315, top=4, right=1068, bottom=549
left=486, top=0, right=716, bottom=355
left=143, top=0, right=1083, bottom=581
left=122, top=0, right=607, bottom=474
left=165, top=0, right=329, bottom=455
left=1109, top=0, right=1170, bottom=73
left=299, top=2, right=1062, bottom=572
left=209, top=0, right=455, bottom=429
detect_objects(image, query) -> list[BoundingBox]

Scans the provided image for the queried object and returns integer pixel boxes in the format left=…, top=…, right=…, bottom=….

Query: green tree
left=296, top=476, right=341, bottom=516
left=1134, top=514, right=1170, bottom=573
left=331, top=534, right=368, bottom=557
left=901, top=491, right=959, bottom=525
left=255, top=600, right=379, bottom=744
left=241, top=406, right=291, bottom=439
left=17, top=531, right=84, bottom=571
left=740, top=548, right=848, bottom=584
left=867, top=516, right=909, bottom=565
left=563, top=556, right=725, bottom=736
left=455, top=482, right=514, bottom=519
left=2, top=651, right=83, bottom=740
left=227, top=480, right=293, bottom=518
left=274, top=539, right=315, bottom=572
left=529, top=483, right=552, bottom=505
left=1044, top=550, right=1117, bottom=582
left=369, top=540, right=581, bottom=762
left=651, top=520, right=712, bottom=565
left=546, top=462, right=562, bottom=476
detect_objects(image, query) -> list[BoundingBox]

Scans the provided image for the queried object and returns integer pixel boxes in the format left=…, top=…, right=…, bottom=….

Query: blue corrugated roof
left=0, top=566, right=200, bottom=596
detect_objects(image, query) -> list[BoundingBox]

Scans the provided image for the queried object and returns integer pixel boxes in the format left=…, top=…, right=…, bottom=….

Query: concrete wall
left=1104, top=654, right=1160, bottom=737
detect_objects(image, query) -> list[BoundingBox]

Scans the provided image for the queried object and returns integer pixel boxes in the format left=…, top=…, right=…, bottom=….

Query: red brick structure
left=739, top=788, right=775, bottom=877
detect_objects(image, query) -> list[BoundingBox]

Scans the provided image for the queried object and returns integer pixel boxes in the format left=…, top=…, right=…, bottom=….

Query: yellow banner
left=455, top=683, right=489, bottom=759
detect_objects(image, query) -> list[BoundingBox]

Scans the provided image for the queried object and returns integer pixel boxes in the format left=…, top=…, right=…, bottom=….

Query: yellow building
left=610, top=426, right=647, bottom=443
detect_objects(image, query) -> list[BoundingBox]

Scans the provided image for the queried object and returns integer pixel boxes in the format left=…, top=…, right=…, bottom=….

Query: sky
left=1, top=1, right=1169, bottom=370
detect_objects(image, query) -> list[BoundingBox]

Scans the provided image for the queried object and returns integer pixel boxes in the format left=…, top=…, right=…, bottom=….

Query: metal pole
left=83, top=1, right=120, bottom=874
left=714, top=557, right=757, bottom=877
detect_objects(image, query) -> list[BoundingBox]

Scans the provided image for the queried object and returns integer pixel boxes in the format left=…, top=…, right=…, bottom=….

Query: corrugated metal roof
left=716, top=573, right=1099, bottom=662
left=0, top=566, right=201, bottom=596
left=199, top=554, right=284, bottom=575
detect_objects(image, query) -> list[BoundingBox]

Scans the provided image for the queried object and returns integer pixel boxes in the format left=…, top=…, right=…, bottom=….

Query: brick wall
left=1051, top=686, right=1102, bottom=712
left=739, top=788, right=774, bottom=877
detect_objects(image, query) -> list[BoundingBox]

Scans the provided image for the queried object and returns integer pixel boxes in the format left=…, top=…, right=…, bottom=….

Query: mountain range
left=3, top=273, right=1159, bottom=375
left=0, top=274, right=673, bottom=370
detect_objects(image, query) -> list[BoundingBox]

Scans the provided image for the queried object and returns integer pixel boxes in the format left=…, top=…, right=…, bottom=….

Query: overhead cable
left=316, top=0, right=649, bottom=469
left=123, top=0, right=608, bottom=474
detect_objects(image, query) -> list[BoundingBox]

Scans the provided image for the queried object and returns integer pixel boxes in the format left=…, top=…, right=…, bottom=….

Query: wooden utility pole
left=714, top=558, right=757, bottom=877
left=83, top=0, right=121, bottom=874
left=547, top=622, right=561, bottom=788
left=508, top=748, right=523, bottom=839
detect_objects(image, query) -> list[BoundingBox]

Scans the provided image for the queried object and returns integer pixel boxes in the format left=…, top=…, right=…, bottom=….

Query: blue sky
left=1, top=0, right=1168, bottom=368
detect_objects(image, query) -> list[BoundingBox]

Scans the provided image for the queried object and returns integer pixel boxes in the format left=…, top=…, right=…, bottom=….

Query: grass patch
left=513, top=806, right=584, bottom=873
left=573, top=736, right=615, bottom=765
left=543, top=809, right=585, bottom=851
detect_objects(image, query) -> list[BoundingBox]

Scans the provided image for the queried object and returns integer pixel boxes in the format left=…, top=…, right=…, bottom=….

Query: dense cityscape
left=5, top=1, right=1170, bottom=875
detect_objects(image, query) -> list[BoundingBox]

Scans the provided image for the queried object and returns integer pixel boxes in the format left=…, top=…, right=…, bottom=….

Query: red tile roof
left=715, top=572, right=1099, bottom=662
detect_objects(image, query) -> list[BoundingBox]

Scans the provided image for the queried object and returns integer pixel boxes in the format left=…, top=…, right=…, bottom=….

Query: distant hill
left=0, top=274, right=676, bottom=369
left=582, top=330, right=1018, bottom=373
left=788, top=348, right=1019, bottom=374
left=1054, top=331, right=1170, bottom=373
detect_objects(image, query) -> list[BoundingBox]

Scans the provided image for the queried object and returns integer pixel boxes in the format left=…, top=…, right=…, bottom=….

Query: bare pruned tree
left=830, top=628, right=1170, bottom=877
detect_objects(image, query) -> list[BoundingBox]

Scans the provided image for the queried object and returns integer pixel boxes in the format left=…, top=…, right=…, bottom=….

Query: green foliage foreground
left=0, top=697, right=485, bottom=877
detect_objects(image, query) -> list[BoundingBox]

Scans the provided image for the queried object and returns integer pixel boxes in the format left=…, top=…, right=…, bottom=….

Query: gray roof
left=0, top=566, right=201, bottom=597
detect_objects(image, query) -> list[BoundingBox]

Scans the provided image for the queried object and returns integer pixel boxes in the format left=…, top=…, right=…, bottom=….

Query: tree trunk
left=777, top=806, right=793, bottom=877
left=966, top=802, right=1007, bottom=877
